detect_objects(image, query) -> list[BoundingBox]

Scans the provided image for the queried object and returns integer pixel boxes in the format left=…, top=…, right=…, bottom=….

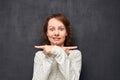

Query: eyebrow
left=48, top=26, right=54, bottom=28
left=58, top=26, right=65, bottom=28
left=48, top=25, right=65, bottom=28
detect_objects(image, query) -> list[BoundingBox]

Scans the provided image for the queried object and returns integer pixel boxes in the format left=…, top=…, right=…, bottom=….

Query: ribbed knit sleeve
left=32, top=51, right=53, bottom=80
left=32, top=46, right=82, bottom=80
left=50, top=46, right=82, bottom=80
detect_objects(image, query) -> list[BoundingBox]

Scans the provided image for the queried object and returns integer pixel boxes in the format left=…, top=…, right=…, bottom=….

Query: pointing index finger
left=34, top=45, right=45, bottom=49
left=65, top=46, right=78, bottom=50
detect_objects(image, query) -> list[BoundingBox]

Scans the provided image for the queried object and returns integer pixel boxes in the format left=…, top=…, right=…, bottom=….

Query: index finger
left=34, top=45, right=45, bottom=49
left=64, top=46, right=78, bottom=50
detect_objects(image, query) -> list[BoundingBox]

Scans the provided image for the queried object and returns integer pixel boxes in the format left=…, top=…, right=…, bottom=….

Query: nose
left=54, top=30, right=59, bottom=36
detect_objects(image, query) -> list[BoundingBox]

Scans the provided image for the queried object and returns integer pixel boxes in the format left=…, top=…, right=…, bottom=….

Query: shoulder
left=69, top=49, right=82, bottom=58
left=70, top=49, right=81, bottom=55
left=34, top=50, right=45, bottom=58
left=34, top=50, right=46, bottom=63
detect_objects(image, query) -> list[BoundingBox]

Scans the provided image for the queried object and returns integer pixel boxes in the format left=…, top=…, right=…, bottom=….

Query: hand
left=62, top=46, right=78, bottom=55
left=35, top=45, right=77, bottom=56
left=35, top=45, right=54, bottom=55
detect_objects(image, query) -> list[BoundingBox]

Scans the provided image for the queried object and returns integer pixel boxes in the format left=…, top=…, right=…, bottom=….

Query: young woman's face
left=47, top=18, right=67, bottom=47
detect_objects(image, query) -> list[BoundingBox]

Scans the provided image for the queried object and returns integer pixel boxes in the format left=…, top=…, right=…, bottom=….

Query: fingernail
left=34, top=46, right=38, bottom=48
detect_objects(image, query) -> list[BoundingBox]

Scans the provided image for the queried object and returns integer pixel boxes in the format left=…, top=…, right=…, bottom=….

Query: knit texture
left=32, top=46, right=82, bottom=80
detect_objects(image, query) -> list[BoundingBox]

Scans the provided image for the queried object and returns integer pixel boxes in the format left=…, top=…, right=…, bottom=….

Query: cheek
left=46, top=31, right=53, bottom=39
left=46, top=31, right=50, bottom=37
left=61, top=33, right=67, bottom=40
left=63, top=31, right=67, bottom=37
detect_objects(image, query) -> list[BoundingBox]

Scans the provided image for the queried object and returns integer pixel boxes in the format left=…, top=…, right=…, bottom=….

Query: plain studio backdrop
left=0, top=0, right=120, bottom=80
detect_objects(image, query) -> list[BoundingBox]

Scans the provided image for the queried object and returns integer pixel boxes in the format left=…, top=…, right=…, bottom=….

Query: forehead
left=48, top=18, right=65, bottom=26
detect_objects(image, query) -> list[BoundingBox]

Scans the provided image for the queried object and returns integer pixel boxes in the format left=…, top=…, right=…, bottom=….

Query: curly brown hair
left=41, top=13, right=72, bottom=46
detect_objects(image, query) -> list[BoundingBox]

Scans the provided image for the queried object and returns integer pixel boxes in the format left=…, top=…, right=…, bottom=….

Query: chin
left=52, top=42, right=60, bottom=46
left=54, top=43, right=60, bottom=45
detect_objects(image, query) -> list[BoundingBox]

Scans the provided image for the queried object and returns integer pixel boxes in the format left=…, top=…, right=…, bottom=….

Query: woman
left=32, top=13, right=82, bottom=80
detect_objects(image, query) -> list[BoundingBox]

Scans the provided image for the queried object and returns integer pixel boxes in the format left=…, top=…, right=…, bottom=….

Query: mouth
left=53, top=37, right=61, bottom=41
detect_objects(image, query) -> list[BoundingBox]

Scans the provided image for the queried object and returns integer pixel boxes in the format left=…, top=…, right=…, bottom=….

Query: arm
left=32, top=51, right=53, bottom=80
left=50, top=46, right=82, bottom=80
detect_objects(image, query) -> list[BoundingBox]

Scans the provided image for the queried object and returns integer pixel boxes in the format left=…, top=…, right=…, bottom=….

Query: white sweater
left=32, top=46, right=82, bottom=80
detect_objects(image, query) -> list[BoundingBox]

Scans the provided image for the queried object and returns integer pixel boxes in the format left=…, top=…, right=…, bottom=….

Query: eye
left=59, top=27, right=65, bottom=31
left=49, top=28, right=55, bottom=31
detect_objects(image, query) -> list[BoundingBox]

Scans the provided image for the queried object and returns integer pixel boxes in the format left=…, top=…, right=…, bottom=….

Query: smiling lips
left=53, top=37, right=61, bottom=41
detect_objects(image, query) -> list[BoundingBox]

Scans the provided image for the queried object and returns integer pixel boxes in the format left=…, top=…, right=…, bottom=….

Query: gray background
left=0, top=0, right=120, bottom=80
